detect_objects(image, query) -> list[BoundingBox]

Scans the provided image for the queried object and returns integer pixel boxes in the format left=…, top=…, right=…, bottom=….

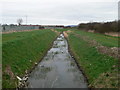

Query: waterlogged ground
left=27, top=34, right=88, bottom=88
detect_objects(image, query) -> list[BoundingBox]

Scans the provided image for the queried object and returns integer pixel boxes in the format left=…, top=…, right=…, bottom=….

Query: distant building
left=22, top=25, right=64, bottom=29
left=1, top=24, right=64, bottom=32
left=43, top=25, right=64, bottom=29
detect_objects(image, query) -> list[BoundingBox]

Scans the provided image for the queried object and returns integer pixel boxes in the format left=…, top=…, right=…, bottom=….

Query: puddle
left=27, top=34, right=88, bottom=88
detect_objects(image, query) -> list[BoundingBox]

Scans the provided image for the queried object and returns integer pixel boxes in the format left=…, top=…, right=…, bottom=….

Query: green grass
left=54, top=28, right=70, bottom=32
left=67, top=32, right=118, bottom=88
left=0, top=33, right=1, bottom=89
left=2, top=28, right=119, bottom=88
left=2, top=30, right=57, bottom=88
left=73, top=30, right=119, bottom=47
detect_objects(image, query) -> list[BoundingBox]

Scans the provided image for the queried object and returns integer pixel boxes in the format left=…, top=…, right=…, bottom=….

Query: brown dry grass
left=87, top=30, right=120, bottom=37
left=97, top=46, right=119, bottom=59
left=51, top=29, right=60, bottom=35
left=63, top=30, right=73, bottom=38
left=90, top=71, right=118, bottom=88
left=73, top=33, right=119, bottom=59
left=88, top=30, right=95, bottom=33
left=66, top=30, right=73, bottom=33
left=63, top=31, right=68, bottom=38
left=105, top=32, right=120, bottom=37
left=4, top=65, right=15, bottom=80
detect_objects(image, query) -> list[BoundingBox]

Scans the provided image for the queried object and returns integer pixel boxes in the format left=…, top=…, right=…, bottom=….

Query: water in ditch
left=27, top=34, right=88, bottom=88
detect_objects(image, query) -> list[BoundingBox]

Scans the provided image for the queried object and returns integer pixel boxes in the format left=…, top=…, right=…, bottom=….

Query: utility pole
left=25, top=15, right=27, bottom=25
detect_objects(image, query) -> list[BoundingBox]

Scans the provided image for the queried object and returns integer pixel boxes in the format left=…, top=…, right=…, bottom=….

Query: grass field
left=55, top=28, right=70, bottom=32
left=2, top=29, right=57, bottom=88
left=73, top=30, right=119, bottom=47
left=66, top=29, right=118, bottom=88
left=2, top=28, right=119, bottom=88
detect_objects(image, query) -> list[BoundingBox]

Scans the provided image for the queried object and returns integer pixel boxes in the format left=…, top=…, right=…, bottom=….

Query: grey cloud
left=1, top=0, right=118, bottom=25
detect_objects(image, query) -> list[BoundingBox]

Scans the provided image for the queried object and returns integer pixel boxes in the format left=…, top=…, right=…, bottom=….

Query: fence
left=1, top=25, right=64, bottom=33
left=2, top=25, right=39, bottom=32
left=0, top=25, right=3, bottom=32
left=44, top=27, right=63, bottom=29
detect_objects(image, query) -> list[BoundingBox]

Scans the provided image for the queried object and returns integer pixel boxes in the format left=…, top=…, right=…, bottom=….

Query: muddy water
left=27, top=34, right=88, bottom=88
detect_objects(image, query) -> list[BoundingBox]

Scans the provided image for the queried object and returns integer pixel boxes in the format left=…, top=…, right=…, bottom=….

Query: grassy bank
left=73, top=30, right=119, bottom=47
left=2, top=29, right=57, bottom=88
left=67, top=30, right=118, bottom=88
left=54, top=28, right=70, bottom=32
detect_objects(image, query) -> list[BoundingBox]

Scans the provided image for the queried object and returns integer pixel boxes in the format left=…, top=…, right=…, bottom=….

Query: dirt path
left=26, top=34, right=88, bottom=88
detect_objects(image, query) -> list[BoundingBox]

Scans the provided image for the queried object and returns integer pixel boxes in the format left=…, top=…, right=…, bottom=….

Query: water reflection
left=27, top=34, right=88, bottom=88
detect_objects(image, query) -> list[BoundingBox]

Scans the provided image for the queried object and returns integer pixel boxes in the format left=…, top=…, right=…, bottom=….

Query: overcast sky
left=0, top=0, right=119, bottom=25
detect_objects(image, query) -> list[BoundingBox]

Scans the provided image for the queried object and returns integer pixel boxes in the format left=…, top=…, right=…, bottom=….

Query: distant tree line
left=78, top=21, right=119, bottom=33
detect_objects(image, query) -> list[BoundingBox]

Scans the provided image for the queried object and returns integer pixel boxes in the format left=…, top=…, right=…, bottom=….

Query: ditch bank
left=63, top=32, right=89, bottom=88
left=2, top=30, right=58, bottom=88
left=64, top=31, right=118, bottom=88
left=16, top=33, right=60, bottom=88
left=23, top=33, right=88, bottom=88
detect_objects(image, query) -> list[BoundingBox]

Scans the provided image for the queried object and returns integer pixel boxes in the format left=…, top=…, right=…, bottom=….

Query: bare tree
left=17, top=18, right=23, bottom=25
